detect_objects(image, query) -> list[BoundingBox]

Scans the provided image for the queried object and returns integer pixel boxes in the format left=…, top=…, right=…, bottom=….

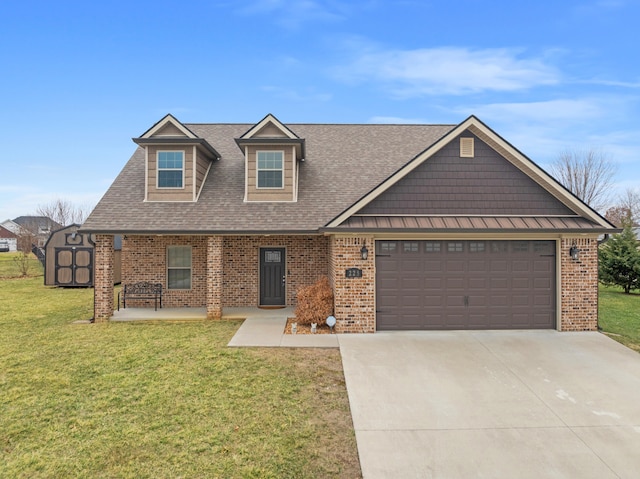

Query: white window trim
left=167, top=245, right=192, bottom=290
left=157, top=150, right=186, bottom=189
left=256, top=150, right=284, bottom=189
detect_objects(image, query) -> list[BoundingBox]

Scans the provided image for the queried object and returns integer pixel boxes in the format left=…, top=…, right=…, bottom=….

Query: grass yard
left=0, top=259, right=361, bottom=478
left=599, top=284, right=640, bottom=353
left=0, top=251, right=44, bottom=279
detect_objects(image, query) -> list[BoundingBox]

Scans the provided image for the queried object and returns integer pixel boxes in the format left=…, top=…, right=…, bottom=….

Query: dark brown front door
left=260, top=248, right=286, bottom=306
left=376, top=240, right=556, bottom=330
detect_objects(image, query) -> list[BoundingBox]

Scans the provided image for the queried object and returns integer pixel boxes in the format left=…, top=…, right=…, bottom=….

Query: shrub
left=295, top=276, right=334, bottom=326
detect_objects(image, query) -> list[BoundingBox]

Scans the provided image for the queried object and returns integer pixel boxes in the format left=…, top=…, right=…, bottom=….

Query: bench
left=118, top=282, right=163, bottom=311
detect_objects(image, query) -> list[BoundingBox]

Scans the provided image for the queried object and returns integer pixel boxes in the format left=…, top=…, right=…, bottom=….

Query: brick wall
left=223, top=235, right=328, bottom=306
left=94, top=234, right=114, bottom=322
left=329, top=236, right=376, bottom=333
left=207, top=236, right=223, bottom=319
left=121, top=234, right=328, bottom=309
left=560, top=237, right=599, bottom=331
left=121, top=235, right=208, bottom=308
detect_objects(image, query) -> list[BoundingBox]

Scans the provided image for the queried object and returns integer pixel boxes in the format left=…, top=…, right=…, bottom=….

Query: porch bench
left=118, top=282, right=163, bottom=311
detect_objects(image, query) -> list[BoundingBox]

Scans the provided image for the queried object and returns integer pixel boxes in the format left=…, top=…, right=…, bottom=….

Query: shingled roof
left=82, top=116, right=616, bottom=235
left=82, top=122, right=456, bottom=234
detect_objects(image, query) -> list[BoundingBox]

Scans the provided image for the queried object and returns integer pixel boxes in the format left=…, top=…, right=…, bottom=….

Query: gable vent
left=460, top=137, right=474, bottom=158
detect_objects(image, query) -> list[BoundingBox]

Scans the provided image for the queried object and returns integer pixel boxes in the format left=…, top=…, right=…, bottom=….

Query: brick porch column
left=560, top=237, right=598, bottom=331
left=329, top=235, right=375, bottom=333
left=206, top=235, right=223, bottom=319
left=94, top=234, right=114, bottom=322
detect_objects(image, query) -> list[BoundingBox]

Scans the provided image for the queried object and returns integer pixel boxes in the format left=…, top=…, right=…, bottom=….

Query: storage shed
left=44, top=224, right=121, bottom=287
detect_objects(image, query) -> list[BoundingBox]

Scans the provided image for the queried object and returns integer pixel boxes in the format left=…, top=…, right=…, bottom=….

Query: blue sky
left=1, top=0, right=639, bottom=221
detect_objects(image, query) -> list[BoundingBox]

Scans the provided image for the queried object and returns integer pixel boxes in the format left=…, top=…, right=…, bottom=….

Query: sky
left=1, top=0, right=639, bottom=221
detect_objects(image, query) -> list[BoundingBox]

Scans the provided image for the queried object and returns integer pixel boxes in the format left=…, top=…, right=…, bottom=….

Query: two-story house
left=82, top=113, right=617, bottom=332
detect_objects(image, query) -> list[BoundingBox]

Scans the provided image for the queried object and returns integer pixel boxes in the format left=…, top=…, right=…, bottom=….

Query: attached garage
left=376, top=240, right=556, bottom=330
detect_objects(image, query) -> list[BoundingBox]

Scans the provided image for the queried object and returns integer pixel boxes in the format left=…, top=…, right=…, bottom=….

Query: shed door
left=376, top=240, right=555, bottom=330
left=55, top=247, right=93, bottom=287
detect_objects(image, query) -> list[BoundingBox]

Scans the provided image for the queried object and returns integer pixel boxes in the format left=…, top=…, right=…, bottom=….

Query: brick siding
left=94, top=234, right=114, bottom=322
left=120, top=234, right=328, bottom=310
left=223, top=235, right=328, bottom=306
left=329, top=236, right=376, bottom=333
left=121, top=235, right=208, bottom=308
left=560, top=237, right=599, bottom=331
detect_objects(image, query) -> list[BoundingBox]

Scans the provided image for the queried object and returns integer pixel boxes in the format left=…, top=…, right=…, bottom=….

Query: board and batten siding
left=245, top=144, right=296, bottom=202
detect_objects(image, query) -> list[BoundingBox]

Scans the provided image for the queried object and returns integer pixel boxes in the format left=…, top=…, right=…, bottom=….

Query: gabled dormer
left=134, top=114, right=220, bottom=202
left=235, top=114, right=305, bottom=202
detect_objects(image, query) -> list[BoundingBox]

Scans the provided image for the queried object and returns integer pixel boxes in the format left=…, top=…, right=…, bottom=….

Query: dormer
left=133, top=114, right=220, bottom=202
left=235, top=114, right=305, bottom=202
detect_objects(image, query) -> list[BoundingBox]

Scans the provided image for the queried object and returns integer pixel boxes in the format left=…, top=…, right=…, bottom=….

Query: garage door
left=376, top=240, right=556, bottom=330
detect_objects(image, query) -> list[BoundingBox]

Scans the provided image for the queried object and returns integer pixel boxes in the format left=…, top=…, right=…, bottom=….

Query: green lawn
left=0, top=251, right=43, bottom=279
left=599, top=284, right=640, bottom=353
left=0, top=264, right=361, bottom=478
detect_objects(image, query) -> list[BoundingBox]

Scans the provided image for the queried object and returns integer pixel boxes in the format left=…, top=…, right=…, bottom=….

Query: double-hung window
left=257, top=151, right=283, bottom=188
left=157, top=151, right=184, bottom=188
left=167, top=246, right=191, bottom=289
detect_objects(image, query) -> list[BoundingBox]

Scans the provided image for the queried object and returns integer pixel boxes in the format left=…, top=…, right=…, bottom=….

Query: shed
left=44, top=224, right=121, bottom=287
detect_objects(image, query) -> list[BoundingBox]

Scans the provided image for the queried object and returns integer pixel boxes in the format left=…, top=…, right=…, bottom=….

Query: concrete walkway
left=225, top=307, right=338, bottom=348
left=339, top=330, right=640, bottom=479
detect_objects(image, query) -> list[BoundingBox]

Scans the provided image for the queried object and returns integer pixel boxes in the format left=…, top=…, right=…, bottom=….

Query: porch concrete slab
left=338, top=330, right=640, bottom=479
left=226, top=316, right=287, bottom=347
left=225, top=307, right=338, bottom=348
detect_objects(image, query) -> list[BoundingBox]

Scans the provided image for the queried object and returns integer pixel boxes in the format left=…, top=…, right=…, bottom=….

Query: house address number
left=345, top=268, right=363, bottom=278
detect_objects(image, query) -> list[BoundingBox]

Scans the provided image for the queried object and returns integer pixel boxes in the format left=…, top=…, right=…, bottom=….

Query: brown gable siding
left=358, top=132, right=575, bottom=216
left=245, top=144, right=295, bottom=202
left=147, top=146, right=194, bottom=202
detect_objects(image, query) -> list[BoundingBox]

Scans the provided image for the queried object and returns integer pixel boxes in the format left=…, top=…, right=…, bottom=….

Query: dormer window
left=257, top=151, right=284, bottom=188
left=157, top=151, right=184, bottom=188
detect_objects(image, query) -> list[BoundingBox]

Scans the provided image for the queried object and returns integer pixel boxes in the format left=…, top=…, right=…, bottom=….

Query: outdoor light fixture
left=360, top=242, right=369, bottom=260
left=569, top=243, right=580, bottom=261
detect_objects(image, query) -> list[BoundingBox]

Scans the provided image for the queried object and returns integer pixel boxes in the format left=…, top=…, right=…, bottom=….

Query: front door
left=259, top=247, right=286, bottom=306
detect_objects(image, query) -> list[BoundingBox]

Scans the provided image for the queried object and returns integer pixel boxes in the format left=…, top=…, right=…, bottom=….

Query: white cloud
left=336, top=47, right=560, bottom=96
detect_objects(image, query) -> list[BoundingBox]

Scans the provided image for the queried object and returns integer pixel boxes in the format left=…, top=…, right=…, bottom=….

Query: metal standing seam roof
left=327, top=215, right=610, bottom=233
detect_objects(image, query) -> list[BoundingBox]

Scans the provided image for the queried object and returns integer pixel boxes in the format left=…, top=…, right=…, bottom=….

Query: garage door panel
left=376, top=240, right=556, bottom=330
left=446, top=277, right=465, bottom=289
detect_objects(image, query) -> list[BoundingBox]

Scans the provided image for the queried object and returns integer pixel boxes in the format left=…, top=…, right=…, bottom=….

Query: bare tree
left=36, top=198, right=92, bottom=226
left=618, top=188, right=640, bottom=225
left=605, top=188, right=640, bottom=226
left=549, top=149, right=617, bottom=212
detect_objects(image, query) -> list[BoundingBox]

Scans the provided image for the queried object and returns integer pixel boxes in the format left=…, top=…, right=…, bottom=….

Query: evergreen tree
left=599, top=220, right=640, bottom=293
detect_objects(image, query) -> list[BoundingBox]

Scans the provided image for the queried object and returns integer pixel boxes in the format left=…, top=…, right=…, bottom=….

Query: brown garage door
left=376, top=240, right=556, bottom=330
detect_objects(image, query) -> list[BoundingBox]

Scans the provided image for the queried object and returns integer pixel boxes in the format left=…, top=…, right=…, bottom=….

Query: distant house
left=0, top=225, right=18, bottom=252
left=83, top=113, right=618, bottom=331
left=13, top=216, right=62, bottom=247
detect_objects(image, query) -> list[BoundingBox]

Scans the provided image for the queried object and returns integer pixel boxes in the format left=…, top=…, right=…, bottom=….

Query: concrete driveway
left=338, top=331, right=640, bottom=479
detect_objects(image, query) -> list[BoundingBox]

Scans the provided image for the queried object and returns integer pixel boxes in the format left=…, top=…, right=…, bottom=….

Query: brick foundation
left=94, top=235, right=114, bottom=322
left=560, top=237, right=599, bottom=331
left=329, top=236, right=375, bottom=333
